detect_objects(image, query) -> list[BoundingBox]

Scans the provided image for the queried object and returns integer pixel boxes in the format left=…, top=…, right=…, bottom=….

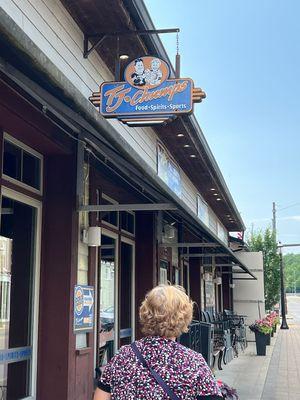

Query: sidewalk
left=261, top=323, right=300, bottom=400
left=215, top=337, right=276, bottom=400
left=215, top=324, right=300, bottom=400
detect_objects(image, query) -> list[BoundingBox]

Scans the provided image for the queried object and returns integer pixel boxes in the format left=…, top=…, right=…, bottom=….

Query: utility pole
left=272, top=202, right=276, bottom=238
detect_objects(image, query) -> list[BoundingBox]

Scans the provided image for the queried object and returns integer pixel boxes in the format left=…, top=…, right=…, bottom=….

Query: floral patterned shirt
left=98, top=336, right=222, bottom=399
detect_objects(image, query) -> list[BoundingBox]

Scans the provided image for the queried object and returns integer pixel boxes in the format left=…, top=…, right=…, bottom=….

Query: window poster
left=157, top=144, right=181, bottom=197
left=197, top=195, right=209, bottom=226
left=205, top=280, right=215, bottom=309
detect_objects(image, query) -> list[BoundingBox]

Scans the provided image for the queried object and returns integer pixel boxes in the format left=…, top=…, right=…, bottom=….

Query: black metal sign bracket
left=83, top=28, right=180, bottom=64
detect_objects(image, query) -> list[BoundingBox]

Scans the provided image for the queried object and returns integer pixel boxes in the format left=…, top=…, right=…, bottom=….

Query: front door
left=97, top=231, right=118, bottom=367
left=0, top=188, right=41, bottom=399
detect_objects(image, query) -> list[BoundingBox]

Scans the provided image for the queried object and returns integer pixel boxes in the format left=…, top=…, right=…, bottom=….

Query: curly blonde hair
left=139, top=284, right=193, bottom=338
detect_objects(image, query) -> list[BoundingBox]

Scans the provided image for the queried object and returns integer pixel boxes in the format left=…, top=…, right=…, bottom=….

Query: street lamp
left=277, top=242, right=300, bottom=330
left=278, top=246, right=289, bottom=329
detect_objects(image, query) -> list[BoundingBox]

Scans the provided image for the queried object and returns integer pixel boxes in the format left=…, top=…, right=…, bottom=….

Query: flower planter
left=255, top=331, right=267, bottom=356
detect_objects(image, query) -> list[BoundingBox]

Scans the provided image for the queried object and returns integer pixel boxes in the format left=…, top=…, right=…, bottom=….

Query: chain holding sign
left=89, top=56, right=205, bottom=126
left=74, top=285, right=94, bottom=333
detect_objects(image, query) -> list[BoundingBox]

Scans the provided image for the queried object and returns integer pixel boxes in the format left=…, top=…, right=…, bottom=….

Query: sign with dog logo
left=89, top=56, right=205, bottom=126
left=73, top=285, right=94, bottom=333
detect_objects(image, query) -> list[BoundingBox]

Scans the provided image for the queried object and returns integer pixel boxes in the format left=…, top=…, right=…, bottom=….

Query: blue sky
left=145, top=0, right=300, bottom=252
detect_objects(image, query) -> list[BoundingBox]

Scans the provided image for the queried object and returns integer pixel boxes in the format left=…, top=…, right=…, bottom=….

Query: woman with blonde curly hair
left=94, top=285, right=222, bottom=400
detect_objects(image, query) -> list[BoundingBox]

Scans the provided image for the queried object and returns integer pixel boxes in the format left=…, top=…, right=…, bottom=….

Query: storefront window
left=2, top=141, right=21, bottom=181
left=157, top=143, right=181, bottom=197
left=159, top=260, right=169, bottom=284
left=3, top=137, right=42, bottom=191
left=208, top=212, right=218, bottom=235
left=101, top=194, right=118, bottom=227
left=0, top=196, right=37, bottom=399
left=120, top=212, right=135, bottom=235
left=217, top=222, right=228, bottom=244
left=197, top=195, right=209, bottom=226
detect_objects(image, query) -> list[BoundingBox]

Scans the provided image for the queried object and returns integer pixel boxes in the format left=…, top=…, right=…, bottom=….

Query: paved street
left=287, top=294, right=300, bottom=323
left=215, top=295, right=300, bottom=400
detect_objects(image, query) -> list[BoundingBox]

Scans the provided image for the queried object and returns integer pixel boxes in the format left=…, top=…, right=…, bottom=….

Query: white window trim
left=1, top=186, right=42, bottom=400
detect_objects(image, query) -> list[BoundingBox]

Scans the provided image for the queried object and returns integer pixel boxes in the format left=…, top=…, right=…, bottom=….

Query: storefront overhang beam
left=203, top=264, right=240, bottom=268
left=219, top=270, right=247, bottom=274
left=213, top=263, right=240, bottom=267
left=180, top=253, right=229, bottom=258
left=158, top=242, right=220, bottom=248
left=78, top=203, right=177, bottom=212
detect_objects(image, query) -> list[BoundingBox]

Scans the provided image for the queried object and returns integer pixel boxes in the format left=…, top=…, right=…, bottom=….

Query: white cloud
left=280, top=215, right=300, bottom=222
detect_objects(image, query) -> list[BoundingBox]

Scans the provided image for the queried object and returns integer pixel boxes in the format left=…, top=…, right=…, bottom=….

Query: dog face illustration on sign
left=125, top=56, right=170, bottom=89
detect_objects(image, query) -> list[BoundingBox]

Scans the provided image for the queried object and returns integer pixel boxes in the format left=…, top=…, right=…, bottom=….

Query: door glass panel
left=98, top=235, right=116, bottom=367
left=0, top=196, right=37, bottom=399
left=120, top=242, right=133, bottom=346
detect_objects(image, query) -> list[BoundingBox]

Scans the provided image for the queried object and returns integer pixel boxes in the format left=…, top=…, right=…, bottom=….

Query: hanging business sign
left=73, top=285, right=94, bottom=333
left=89, top=56, right=205, bottom=126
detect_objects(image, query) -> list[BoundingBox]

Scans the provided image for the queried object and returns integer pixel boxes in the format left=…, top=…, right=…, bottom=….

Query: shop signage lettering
left=73, top=285, right=94, bottom=333
left=0, top=347, right=32, bottom=364
left=89, top=56, right=205, bottom=126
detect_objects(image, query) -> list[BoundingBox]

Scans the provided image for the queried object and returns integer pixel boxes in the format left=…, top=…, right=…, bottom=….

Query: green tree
left=247, top=228, right=280, bottom=310
left=283, top=253, right=300, bottom=293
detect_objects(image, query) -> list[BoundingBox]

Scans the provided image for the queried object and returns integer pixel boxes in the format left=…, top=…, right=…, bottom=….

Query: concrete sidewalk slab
left=261, top=324, right=300, bottom=400
left=215, top=335, right=277, bottom=400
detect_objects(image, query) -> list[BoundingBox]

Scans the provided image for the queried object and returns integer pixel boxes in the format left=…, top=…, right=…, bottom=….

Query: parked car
left=100, top=306, right=114, bottom=329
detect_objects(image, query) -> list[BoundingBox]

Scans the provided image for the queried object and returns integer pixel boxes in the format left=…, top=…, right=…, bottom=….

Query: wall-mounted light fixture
left=82, top=226, right=101, bottom=247
left=163, top=224, right=176, bottom=240
left=229, top=283, right=236, bottom=289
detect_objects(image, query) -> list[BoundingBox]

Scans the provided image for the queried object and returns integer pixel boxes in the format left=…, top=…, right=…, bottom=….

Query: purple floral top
left=98, top=336, right=222, bottom=399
